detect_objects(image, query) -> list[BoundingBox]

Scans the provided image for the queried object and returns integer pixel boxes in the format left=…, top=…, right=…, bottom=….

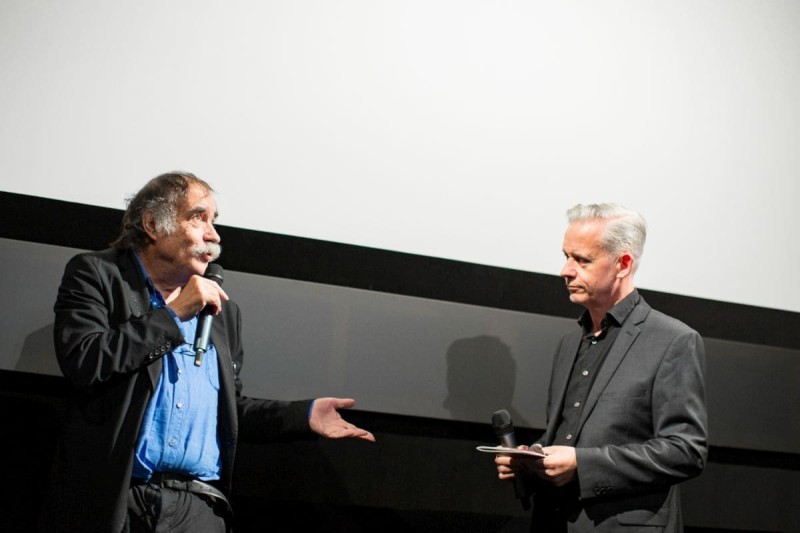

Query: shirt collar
left=578, top=289, right=640, bottom=335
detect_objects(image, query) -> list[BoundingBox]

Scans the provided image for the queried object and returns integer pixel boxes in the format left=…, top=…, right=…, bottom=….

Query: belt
left=140, top=473, right=231, bottom=515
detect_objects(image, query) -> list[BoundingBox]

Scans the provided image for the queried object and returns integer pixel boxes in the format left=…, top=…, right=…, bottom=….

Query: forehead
left=563, top=220, right=607, bottom=253
left=181, top=184, right=217, bottom=212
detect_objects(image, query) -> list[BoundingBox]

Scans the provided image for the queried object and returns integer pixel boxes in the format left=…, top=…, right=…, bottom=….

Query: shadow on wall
left=444, top=335, right=531, bottom=428
left=15, top=323, right=60, bottom=376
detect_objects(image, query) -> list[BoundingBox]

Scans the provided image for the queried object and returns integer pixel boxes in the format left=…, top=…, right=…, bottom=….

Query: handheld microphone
left=194, top=263, right=224, bottom=367
left=492, top=409, right=531, bottom=511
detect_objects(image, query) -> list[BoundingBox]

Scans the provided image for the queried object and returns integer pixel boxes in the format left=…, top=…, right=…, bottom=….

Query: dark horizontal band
left=2, top=190, right=797, bottom=349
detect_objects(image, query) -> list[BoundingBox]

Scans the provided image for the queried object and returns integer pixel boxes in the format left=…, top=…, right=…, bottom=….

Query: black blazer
left=533, top=296, right=708, bottom=532
left=43, top=248, right=312, bottom=533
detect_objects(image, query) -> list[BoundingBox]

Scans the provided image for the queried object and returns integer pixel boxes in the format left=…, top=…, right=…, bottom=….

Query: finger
left=494, top=455, right=511, bottom=466
left=332, top=398, right=356, bottom=409
left=204, top=282, right=228, bottom=312
left=357, top=431, right=376, bottom=442
left=334, top=426, right=374, bottom=441
left=216, top=286, right=229, bottom=302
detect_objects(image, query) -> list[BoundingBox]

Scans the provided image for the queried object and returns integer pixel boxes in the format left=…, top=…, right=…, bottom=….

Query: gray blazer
left=535, top=296, right=708, bottom=532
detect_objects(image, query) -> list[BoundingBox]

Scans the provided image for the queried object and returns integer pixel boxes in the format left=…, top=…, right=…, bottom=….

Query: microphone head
left=492, top=409, right=513, bottom=436
left=204, top=263, right=224, bottom=285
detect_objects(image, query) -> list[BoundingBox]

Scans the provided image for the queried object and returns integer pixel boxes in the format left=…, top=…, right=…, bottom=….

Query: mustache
left=191, top=243, right=222, bottom=261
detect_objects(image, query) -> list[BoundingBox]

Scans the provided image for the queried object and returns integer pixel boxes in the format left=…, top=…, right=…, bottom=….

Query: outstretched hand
left=309, top=397, right=376, bottom=442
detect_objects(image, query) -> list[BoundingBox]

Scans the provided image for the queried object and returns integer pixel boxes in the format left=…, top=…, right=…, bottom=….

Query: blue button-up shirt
left=131, top=256, right=222, bottom=482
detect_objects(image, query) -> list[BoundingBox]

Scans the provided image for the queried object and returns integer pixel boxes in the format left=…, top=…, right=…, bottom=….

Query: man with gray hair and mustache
left=44, top=172, right=374, bottom=533
left=495, top=203, right=708, bottom=532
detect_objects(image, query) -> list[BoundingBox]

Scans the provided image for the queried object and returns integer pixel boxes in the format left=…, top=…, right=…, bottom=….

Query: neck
left=136, top=246, right=186, bottom=300
left=586, top=284, right=635, bottom=332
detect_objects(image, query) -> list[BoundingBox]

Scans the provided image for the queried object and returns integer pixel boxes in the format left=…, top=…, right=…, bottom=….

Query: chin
left=568, top=293, right=587, bottom=305
left=190, top=258, right=210, bottom=274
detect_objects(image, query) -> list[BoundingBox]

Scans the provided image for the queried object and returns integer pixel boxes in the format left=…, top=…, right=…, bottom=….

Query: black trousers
left=126, top=484, right=229, bottom=533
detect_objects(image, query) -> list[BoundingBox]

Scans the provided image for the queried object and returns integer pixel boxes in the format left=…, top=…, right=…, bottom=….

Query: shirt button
left=574, top=401, right=581, bottom=408
left=176, top=402, right=183, bottom=409
left=168, top=439, right=176, bottom=447
left=566, top=434, right=573, bottom=440
left=591, top=339, right=597, bottom=345
left=582, top=370, right=589, bottom=376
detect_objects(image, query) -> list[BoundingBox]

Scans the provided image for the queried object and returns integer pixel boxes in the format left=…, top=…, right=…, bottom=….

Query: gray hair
left=111, top=171, right=214, bottom=249
left=566, top=203, right=647, bottom=272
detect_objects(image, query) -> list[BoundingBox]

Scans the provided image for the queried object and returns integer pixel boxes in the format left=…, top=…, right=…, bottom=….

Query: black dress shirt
left=553, top=290, right=640, bottom=446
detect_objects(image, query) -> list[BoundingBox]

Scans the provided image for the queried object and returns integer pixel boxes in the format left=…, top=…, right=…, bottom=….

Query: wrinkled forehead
left=181, top=183, right=218, bottom=214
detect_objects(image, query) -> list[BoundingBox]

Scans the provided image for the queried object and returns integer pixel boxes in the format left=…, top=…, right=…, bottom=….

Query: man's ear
left=141, top=212, right=159, bottom=241
left=617, top=252, right=634, bottom=278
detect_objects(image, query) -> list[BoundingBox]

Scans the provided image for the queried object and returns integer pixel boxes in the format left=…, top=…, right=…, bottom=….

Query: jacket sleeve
left=53, top=251, right=184, bottom=390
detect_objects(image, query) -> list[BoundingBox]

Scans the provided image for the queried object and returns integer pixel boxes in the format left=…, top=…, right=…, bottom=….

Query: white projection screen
left=1, top=0, right=798, bottom=313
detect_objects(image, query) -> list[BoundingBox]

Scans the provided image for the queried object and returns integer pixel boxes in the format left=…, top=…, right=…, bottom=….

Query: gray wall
left=5, top=237, right=799, bottom=454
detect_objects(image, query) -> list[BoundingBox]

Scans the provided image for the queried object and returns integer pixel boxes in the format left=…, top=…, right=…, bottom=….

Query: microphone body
left=492, top=409, right=531, bottom=511
left=194, top=264, right=224, bottom=367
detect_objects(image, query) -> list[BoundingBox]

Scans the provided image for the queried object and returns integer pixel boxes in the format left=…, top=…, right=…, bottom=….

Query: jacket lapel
left=212, top=315, right=237, bottom=426
left=120, top=249, right=149, bottom=319
left=545, top=332, right=582, bottom=443
left=119, top=249, right=163, bottom=388
left=574, top=298, right=651, bottom=439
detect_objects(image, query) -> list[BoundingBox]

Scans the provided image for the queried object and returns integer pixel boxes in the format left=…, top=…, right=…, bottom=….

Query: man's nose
left=560, top=260, right=575, bottom=279
left=206, top=223, right=221, bottom=243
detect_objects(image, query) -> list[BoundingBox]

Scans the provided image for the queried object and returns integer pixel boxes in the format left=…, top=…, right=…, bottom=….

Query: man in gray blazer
left=496, top=203, right=707, bottom=532
left=44, top=172, right=374, bottom=533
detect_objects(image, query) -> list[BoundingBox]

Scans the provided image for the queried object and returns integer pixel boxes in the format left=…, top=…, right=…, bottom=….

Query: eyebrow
left=187, top=205, right=219, bottom=221
left=564, top=250, right=591, bottom=261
